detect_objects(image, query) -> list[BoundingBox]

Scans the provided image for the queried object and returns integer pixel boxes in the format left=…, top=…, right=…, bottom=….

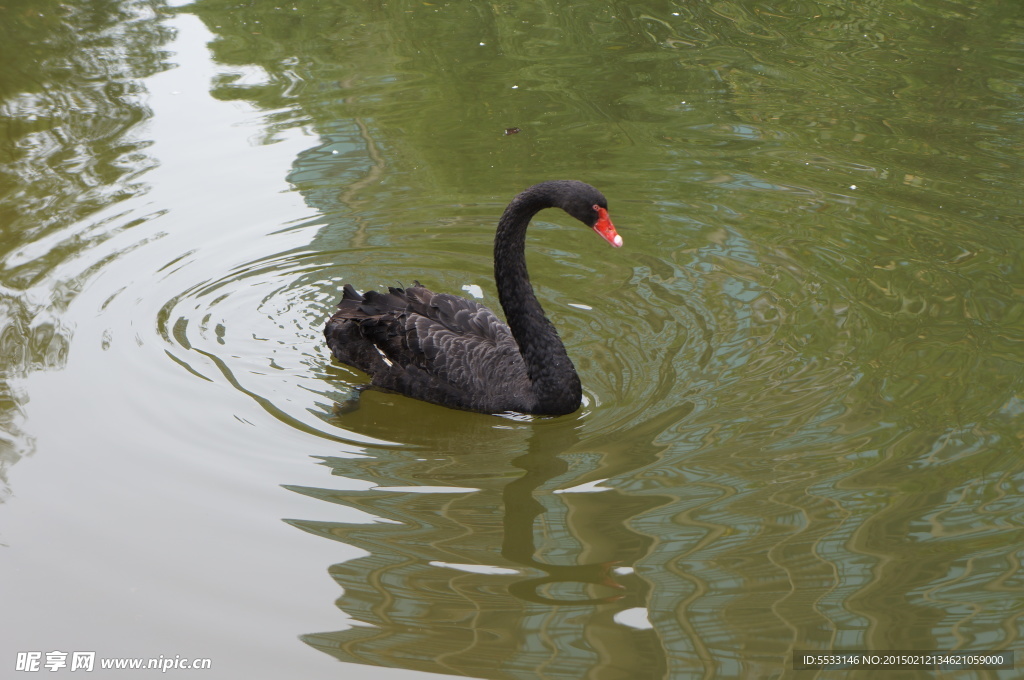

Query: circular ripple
left=123, top=197, right=873, bottom=462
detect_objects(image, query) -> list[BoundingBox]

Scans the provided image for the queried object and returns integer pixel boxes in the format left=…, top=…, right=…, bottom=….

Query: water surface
left=1, top=1, right=1022, bottom=678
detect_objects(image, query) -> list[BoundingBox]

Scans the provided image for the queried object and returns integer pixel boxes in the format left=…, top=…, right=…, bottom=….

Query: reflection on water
left=2, top=0, right=1023, bottom=678
left=0, top=0, right=169, bottom=496
left=287, top=414, right=668, bottom=678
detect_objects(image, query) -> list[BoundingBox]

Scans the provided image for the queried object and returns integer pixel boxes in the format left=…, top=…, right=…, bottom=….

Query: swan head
left=549, top=180, right=623, bottom=248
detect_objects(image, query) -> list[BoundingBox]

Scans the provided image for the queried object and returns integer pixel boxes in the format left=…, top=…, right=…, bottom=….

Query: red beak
left=592, top=207, right=623, bottom=248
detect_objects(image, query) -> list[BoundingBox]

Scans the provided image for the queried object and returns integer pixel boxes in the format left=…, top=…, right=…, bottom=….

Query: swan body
left=324, top=180, right=621, bottom=415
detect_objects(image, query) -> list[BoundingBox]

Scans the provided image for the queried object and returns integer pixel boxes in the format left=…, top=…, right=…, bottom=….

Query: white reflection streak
left=614, top=607, right=653, bottom=630
left=429, top=561, right=519, bottom=576
left=373, top=485, right=480, bottom=494
left=553, top=478, right=613, bottom=494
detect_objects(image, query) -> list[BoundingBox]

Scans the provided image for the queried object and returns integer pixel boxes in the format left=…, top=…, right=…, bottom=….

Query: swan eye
left=592, top=204, right=600, bottom=212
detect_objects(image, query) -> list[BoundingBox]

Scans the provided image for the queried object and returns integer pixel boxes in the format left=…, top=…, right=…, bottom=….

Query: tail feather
left=341, top=283, right=363, bottom=302
left=334, top=284, right=410, bottom=321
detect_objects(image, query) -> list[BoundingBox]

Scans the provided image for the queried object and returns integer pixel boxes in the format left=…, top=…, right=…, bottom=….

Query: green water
left=1, top=0, right=1022, bottom=678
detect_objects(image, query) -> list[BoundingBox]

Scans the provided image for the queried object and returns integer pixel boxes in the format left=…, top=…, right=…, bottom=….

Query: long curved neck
left=494, top=189, right=582, bottom=414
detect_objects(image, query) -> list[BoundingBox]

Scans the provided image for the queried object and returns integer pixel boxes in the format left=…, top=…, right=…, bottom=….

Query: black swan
left=324, top=180, right=622, bottom=415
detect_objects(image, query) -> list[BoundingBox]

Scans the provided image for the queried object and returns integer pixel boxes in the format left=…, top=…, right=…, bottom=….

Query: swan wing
left=327, top=283, right=531, bottom=410
left=404, top=287, right=525, bottom=385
